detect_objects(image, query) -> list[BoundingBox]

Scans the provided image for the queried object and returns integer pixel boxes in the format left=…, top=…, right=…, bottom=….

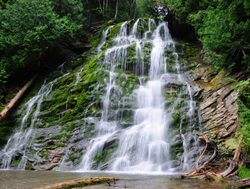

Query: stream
left=0, top=170, right=232, bottom=189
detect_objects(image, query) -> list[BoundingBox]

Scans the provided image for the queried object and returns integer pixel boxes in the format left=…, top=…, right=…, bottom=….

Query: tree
left=137, top=0, right=250, bottom=71
left=0, top=0, right=85, bottom=87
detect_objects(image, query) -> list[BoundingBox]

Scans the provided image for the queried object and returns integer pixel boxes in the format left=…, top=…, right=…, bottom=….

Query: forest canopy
left=136, top=0, right=250, bottom=72
left=0, top=0, right=136, bottom=87
left=0, top=0, right=85, bottom=86
left=0, top=0, right=249, bottom=87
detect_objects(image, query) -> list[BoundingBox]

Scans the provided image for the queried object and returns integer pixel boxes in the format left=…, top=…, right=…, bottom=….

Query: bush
left=239, top=165, right=250, bottom=179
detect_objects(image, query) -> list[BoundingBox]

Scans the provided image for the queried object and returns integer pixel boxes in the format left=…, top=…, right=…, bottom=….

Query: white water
left=97, top=25, right=114, bottom=53
left=0, top=72, right=70, bottom=169
left=77, top=19, right=202, bottom=173
left=0, top=19, right=202, bottom=173
left=0, top=81, right=55, bottom=169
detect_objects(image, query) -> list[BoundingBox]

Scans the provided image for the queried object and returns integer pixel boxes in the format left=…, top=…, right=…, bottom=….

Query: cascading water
left=0, top=81, right=54, bottom=169
left=0, top=71, right=70, bottom=169
left=0, top=18, right=203, bottom=173
left=77, top=19, right=203, bottom=173
left=111, top=23, right=172, bottom=172
left=97, top=25, right=114, bottom=53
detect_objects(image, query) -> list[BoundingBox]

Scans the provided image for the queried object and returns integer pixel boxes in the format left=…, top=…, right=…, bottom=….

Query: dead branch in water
left=184, top=135, right=244, bottom=185
left=0, top=75, right=37, bottom=121
left=33, top=177, right=119, bottom=189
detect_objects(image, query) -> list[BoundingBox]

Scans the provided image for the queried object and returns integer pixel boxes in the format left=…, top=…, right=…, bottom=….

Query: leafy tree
left=189, top=0, right=250, bottom=71
left=0, top=0, right=85, bottom=87
left=136, top=0, right=155, bottom=17
left=137, top=0, right=250, bottom=72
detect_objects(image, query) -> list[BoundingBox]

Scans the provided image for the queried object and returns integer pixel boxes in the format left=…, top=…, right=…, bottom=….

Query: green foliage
left=139, top=0, right=250, bottom=72
left=0, top=66, right=9, bottom=85
left=136, top=0, right=155, bottom=17
left=190, top=1, right=250, bottom=71
left=0, top=0, right=85, bottom=87
left=136, top=0, right=170, bottom=18
left=239, top=165, right=250, bottom=178
left=236, top=78, right=250, bottom=150
left=94, top=141, right=118, bottom=167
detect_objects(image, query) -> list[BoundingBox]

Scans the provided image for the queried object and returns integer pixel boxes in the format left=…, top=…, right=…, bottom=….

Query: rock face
left=200, top=86, right=238, bottom=138
left=197, top=69, right=238, bottom=139
left=182, top=44, right=241, bottom=167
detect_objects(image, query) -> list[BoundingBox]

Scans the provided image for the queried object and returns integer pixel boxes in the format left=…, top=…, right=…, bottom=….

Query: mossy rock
left=93, top=140, right=118, bottom=169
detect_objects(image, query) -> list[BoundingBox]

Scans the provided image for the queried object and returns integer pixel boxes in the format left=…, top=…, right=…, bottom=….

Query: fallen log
left=33, top=177, right=119, bottom=189
left=0, top=75, right=37, bottom=121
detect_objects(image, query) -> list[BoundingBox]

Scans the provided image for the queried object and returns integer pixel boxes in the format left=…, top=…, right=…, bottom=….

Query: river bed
left=0, top=170, right=235, bottom=189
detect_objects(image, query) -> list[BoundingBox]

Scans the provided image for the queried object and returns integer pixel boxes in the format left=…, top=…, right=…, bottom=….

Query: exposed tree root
left=235, top=178, right=250, bottom=188
left=219, top=138, right=241, bottom=177
left=183, top=134, right=218, bottom=177
left=183, top=134, right=244, bottom=184
left=0, top=75, right=37, bottom=121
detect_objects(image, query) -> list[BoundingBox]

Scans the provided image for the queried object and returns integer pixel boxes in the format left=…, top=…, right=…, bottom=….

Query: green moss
left=235, top=79, right=250, bottom=150
left=41, top=150, right=49, bottom=159
left=116, top=71, right=139, bottom=96
left=170, top=143, right=184, bottom=160
left=94, top=141, right=118, bottom=167
left=172, top=112, right=181, bottom=127
left=106, top=22, right=123, bottom=41
left=165, top=91, right=178, bottom=99
left=68, top=148, right=83, bottom=166
left=10, top=155, right=22, bottom=167
left=224, top=138, right=238, bottom=151
left=184, top=44, right=201, bottom=64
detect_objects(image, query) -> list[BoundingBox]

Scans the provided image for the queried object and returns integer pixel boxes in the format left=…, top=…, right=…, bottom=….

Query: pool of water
left=0, top=170, right=234, bottom=189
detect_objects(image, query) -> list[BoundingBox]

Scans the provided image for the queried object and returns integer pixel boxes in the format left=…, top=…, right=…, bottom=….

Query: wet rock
left=49, top=147, right=65, bottom=163
left=192, top=65, right=240, bottom=166
left=45, top=162, right=59, bottom=171
left=194, top=68, right=239, bottom=139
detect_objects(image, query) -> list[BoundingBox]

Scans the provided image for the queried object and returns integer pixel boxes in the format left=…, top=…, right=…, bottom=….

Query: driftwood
left=33, top=177, right=118, bottom=189
left=196, top=135, right=218, bottom=169
left=0, top=75, right=37, bottom=121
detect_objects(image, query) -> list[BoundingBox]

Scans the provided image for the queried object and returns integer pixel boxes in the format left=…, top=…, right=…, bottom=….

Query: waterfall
left=0, top=19, right=203, bottom=173
left=77, top=19, right=202, bottom=173
left=97, top=25, right=114, bottom=53
left=0, top=81, right=54, bottom=169
left=0, top=72, right=69, bottom=169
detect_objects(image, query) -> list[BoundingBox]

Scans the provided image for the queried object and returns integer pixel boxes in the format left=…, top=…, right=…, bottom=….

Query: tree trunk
left=220, top=138, right=242, bottom=177
left=114, top=0, right=119, bottom=20
left=0, top=75, right=37, bottom=121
